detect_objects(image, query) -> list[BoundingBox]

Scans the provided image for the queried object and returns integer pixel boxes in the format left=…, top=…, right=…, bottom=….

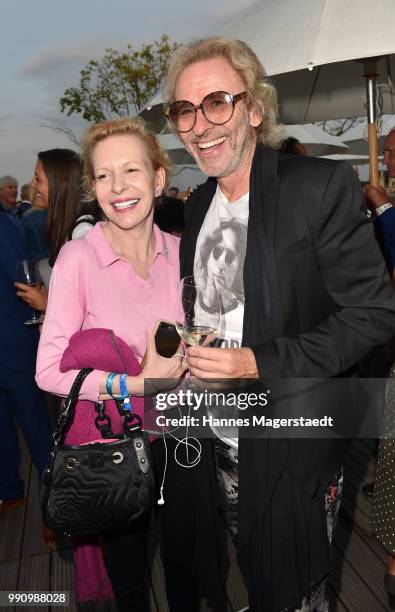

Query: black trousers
left=152, top=438, right=228, bottom=612
left=101, top=514, right=150, bottom=612
left=0, top=369, right=52, bottom=499
left=152, top=437, right=200, bottom=612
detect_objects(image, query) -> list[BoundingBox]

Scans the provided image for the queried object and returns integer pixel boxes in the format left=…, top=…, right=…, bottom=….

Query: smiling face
left=0, top=180, right=18, bottom=209
left=91, top=133, right=165, bottom=233
left=174, top=57, right=262, bottom=179
left=31, top=160, right=49, bottom=208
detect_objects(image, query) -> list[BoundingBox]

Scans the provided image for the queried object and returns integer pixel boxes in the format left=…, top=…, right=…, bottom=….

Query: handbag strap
left=54, top=368, right=94, bottom=445
left=53, top=368, right=144, bottom=446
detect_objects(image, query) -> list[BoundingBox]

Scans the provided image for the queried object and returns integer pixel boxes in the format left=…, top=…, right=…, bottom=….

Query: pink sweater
left=36, top=222, right=180, bottom=400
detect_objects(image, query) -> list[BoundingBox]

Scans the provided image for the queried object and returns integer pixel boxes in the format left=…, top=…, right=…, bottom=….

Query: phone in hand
left=141, top=320, right=181, bottom=368
left=154, top=320, right=181, bottom=357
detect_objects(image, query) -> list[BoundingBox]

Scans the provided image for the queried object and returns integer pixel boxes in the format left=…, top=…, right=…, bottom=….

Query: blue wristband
left=119, top=373, right=128, bottom=399
left=119, top=373, right=133, bottom=412
left=106, top=372, right=117, bottom=396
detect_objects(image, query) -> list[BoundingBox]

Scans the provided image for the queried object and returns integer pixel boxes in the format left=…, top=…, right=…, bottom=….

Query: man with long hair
left=159, top=37, right=395, bottom=611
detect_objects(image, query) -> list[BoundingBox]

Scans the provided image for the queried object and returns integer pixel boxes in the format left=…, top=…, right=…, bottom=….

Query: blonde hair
left=82, top=116, right=172, bottom=197
left=164, top=36, right=283, bottom=149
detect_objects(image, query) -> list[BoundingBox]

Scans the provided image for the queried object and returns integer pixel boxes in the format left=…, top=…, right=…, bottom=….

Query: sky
left=1, top=0, right=253, bottom=187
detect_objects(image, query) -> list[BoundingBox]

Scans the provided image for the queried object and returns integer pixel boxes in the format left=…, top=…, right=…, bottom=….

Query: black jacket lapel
left=180, top=178, right=217, bottom=279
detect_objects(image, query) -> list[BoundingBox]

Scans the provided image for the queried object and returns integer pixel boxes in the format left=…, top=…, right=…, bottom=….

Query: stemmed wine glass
left=176, top=276, right=221, bottom=348
left=16, top=259, right=43, bottom=326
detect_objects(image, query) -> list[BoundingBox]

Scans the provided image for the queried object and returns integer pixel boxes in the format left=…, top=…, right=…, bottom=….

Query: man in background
left=0, top=175, right=24, bottom=234
left=0, top=209, right=52, bottom=514
left=365, top=128, right=395, bottom=283
left=0, top=175, right=18, bottom=214
left=17, top=183, right=32, bottom=218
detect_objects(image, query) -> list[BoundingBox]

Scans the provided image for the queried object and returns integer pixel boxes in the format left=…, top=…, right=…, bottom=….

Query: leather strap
left=55, top=368, right=93, bottom=444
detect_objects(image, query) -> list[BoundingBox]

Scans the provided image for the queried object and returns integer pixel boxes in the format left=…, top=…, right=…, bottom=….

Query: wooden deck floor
left=0, top=434, right=391, bottom=611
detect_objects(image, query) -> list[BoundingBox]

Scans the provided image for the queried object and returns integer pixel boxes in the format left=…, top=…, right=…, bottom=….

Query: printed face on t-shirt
left=207, top=226, right=241, bottom=292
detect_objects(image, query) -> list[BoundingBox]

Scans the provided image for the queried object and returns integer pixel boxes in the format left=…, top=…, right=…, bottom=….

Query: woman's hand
left=98, top=330, right=187, bottom=400
left=141, top=330, right=187, bottom=391
left=15, top=282, right=48, bottom=312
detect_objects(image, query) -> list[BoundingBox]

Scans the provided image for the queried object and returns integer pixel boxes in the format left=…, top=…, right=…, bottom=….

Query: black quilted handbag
left=41, top=369, right=154, bottom=535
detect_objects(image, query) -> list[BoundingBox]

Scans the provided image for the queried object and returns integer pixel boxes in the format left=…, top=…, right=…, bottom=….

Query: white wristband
left=375, top=202, right=392, bottom=217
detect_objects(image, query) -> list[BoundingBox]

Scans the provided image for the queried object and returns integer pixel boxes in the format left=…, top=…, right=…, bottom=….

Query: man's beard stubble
left=183, top=115, right=256, bottom=179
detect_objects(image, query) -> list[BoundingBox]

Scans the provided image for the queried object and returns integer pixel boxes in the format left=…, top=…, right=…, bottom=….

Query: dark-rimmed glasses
left=212, top=244, right=237, bottom=265
left=164, top=91, right=248, bottom=133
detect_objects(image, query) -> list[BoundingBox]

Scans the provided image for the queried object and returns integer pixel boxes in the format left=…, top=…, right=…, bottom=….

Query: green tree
left=60, top=35, right=179, bottom=122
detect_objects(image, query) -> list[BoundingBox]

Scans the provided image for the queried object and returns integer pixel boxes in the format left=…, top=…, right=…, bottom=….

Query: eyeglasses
left=164, top=91, right=248, bottom=133
left=212, top=244, right=237, bottom=265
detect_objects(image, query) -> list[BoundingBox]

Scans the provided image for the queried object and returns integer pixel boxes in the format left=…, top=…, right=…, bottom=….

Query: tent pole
left=364, top=61, right=379, bottom=187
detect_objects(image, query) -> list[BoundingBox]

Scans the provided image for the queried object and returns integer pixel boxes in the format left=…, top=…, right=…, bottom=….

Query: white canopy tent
left=221, top=0, right=395, bottom=184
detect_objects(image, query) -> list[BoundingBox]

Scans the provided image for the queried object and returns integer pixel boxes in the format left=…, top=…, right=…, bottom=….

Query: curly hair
left=164, top=36, right=283, bottom=149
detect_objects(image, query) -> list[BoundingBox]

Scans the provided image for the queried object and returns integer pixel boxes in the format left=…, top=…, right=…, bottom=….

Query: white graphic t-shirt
left=194, top=186, right=249, bottom=447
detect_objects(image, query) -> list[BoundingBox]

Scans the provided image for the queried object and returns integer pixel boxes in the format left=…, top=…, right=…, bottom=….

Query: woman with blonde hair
left=36, top=117, right=186, bottom=611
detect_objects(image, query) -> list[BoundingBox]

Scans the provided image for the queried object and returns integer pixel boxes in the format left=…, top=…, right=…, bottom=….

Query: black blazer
left=181, top=148, right=395, bottom=373
left=180, top=145, right=395, bottom=610
left=180, top=146, right=395, bottom=487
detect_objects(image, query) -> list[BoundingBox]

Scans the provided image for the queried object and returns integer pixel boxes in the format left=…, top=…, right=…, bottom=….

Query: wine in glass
left=176, top=276, right=221, bottom=347
left=16, top=259, right=43, bottom=326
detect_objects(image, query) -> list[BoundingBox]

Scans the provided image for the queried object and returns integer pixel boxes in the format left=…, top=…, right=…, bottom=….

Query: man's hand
left=186, top=346, right=259, bottom=379
left=15, top=282, right=48, bottom=311
left=364, top=184, right=389, bottom=211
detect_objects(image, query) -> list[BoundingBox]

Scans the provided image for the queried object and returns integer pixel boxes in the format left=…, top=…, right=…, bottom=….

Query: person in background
left=365, top=128, right=395, bottom=606
left=365, top=128, right=395, bottom=284
left=0, top=208, right=52, bottom=517
left=15, top=152, right=100, bottom=547
left=168, top=185, right=180, bottom=198
left=16, top=183, right=32, bottom=218
left=280, top=136, right=307, bottom=156
left=154, top=193, right=185, bottom=236
left=20, top=186, right=49, bottom=270
left=0, top=175, right=18, bottom=214
left=15, top=149, right=100, bottom=307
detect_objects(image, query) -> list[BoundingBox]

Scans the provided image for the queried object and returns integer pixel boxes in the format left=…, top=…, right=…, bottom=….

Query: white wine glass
left=175, top=276, right=221, bottom=348
left=16, top=259, right=43, bottom=326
